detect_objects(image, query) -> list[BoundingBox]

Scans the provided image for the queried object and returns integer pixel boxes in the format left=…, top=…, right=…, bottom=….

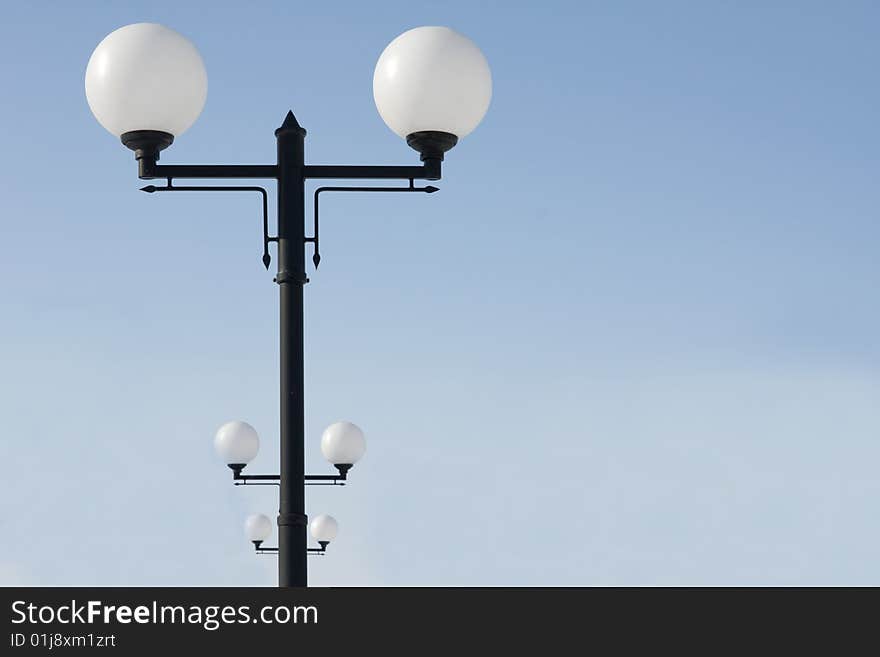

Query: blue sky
left=1, top=0, right=878, bottom=585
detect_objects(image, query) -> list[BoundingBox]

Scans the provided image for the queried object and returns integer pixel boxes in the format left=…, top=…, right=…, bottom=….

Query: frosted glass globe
left=373, top=26, right=491, bottom=139
left=320, top=421, right=366, bottom=465
left=310, top=515, right=338, bottom=543
left=85, top=23, right=207, bottom=137
left=214, top=421, right=259, bottom=464
left=244, top=514, right=273, bottom=542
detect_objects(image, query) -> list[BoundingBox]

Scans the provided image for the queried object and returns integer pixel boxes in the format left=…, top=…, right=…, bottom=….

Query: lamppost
left=85, top=22, right=491, bottom=587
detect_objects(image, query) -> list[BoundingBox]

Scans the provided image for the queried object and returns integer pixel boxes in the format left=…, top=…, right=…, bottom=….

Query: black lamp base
left=405, top=131, right=458, bottom=161
left=121, top=130, right=174, bottom=161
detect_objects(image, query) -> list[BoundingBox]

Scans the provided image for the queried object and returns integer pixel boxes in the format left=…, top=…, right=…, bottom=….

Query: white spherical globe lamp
left=85, top=23, right=207, bottom=156
left=214, top=421, right=260, bottom=466
left=373, top=26, right=491, bottom=161
left=310, top=514, right=338, bottom=544
left=320, top=421, right=366, bottom=471
left=244, top=513, right=273, bottom=543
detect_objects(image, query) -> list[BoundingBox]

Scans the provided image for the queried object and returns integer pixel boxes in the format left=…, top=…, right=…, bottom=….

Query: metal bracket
left=253, top=542, right=327, bottom=556
left=141, top=180, right=276, bottom=269
left=308, top=180, right=438, bottom=269
left=228, top=463, right=350, bottom=486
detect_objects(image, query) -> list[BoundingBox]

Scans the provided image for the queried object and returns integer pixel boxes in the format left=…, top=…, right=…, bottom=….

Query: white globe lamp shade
left=85, top=23, right=207, bottom=151
left=214, top=421, right=259, bottom=465
left=244, top=514, right=273, bottom=543
left=310, top=515, right=338, bottom=543
left=373, top=26, right=491, bottom=152
left=320, top=421, right=366, bottom=466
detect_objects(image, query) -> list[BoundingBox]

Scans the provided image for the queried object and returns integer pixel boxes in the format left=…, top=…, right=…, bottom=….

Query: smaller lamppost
left=214, top=420, right=366, bottom=484
left=246, top=513, right=337, bottom=556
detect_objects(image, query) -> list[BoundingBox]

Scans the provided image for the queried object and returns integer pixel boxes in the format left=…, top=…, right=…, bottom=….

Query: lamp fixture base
left=121, top=130, right=174, bottom=161
left=405, top=131, right=458, bottom=161
left=406, top=131, right=456, bottom=181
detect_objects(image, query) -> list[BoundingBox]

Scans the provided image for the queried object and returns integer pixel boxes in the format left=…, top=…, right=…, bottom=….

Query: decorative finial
left=276, top=110, right=306, bottom=136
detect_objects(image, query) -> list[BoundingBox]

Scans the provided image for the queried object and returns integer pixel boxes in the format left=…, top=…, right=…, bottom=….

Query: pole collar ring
left=277, top=512, right=308, bottom=527
left=274, top=270, right=309, bottom=285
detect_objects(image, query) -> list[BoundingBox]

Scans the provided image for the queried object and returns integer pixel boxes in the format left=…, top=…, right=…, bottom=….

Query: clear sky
left=1, top=0, right=878, bottom=586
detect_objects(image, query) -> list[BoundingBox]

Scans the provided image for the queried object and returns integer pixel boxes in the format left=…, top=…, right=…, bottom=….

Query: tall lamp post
left=85, top=22, right=491, bottom=587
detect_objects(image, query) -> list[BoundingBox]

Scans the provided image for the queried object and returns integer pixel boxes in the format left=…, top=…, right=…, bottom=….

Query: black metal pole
left=275, top=111, right=308, bottom=587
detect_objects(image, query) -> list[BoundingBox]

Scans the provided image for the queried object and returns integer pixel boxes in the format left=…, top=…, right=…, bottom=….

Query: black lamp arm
left=136, top=160, right=438, bottom=182
left=307, top=182, right=439, bottom=268
left=140, top=182, right=274, bottom=268
left=253, top=541, right=328, bottom=555
left=228, top=464, right=352, bottom=485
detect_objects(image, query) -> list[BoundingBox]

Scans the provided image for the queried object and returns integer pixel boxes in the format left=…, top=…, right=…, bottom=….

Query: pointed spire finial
left=276, top=110, right=306, bottom=136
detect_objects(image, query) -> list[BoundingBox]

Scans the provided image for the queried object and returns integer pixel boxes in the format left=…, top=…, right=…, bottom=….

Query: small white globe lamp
left=244, top=513, right=273, bottom=548
left=214, top=421, right=260, bottom=476
left=320, top=421, right=366, bottom=478
left=310, top=514, right=338, bottom=550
